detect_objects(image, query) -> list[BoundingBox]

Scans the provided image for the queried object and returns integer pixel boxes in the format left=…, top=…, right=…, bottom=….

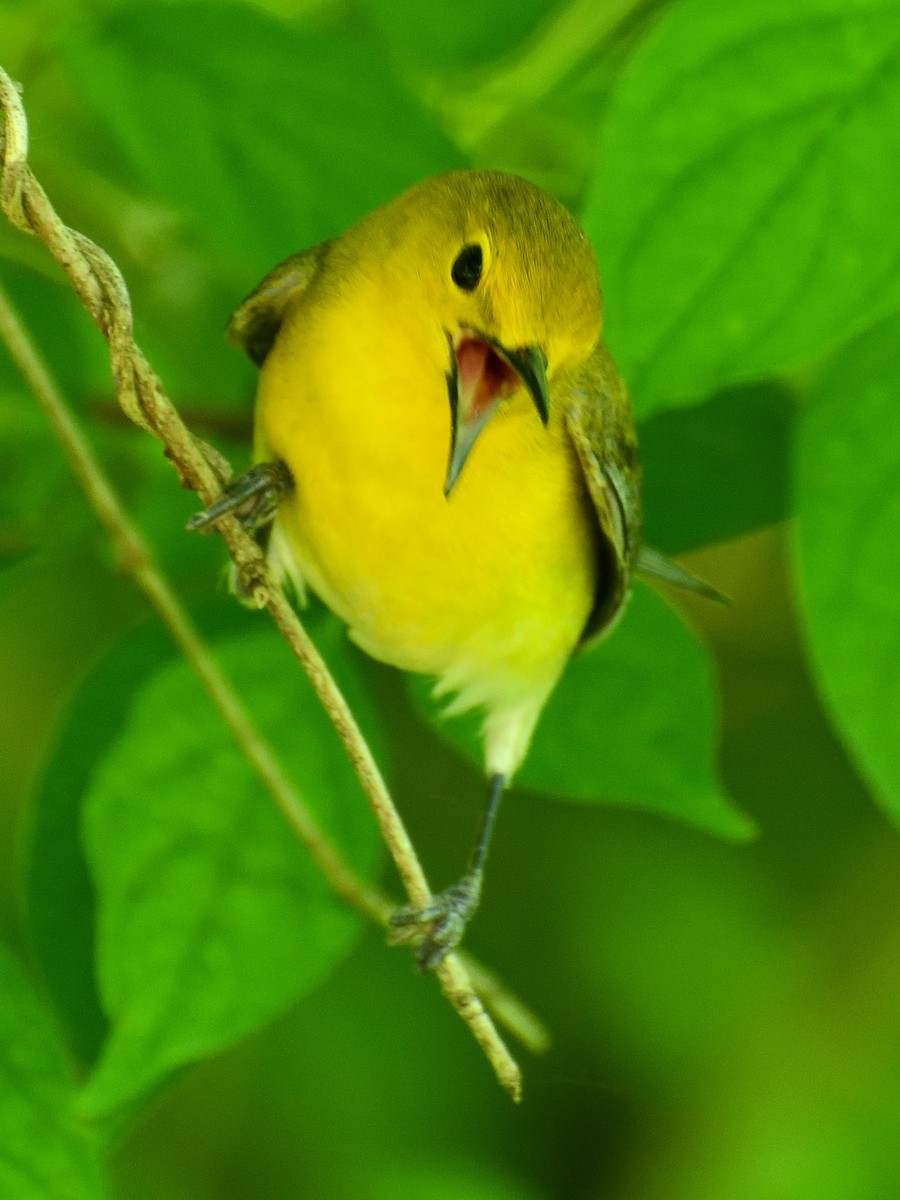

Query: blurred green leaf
left=521, top=586, right=748, bottom=836
left=61, top=2, right=463, bottom=284
left=366, top=1159, right=544, bottom=1200
left=639, top=379, right=797, bottom=554
left=794, top=312, right=900, bottom=824
left=0, top=943, right=106, bottom=1200
left=0, top=264, right=122, bottom=560
left=0, top=263, right=109, bottom=398
left=80, top=618, right=383, bottom=1119
left=0, top=385, right=208, bottom=568
left=24, top=618, right=194, bottom=1069
left=357, top=0, right=556, bottom=74
left=412, top=587, right=750, bottom=839
left=585, top=0, right=900, bottom=415
left=0, top=260, right=220, bottom=568
left=0, top=391, right=75, bottom=558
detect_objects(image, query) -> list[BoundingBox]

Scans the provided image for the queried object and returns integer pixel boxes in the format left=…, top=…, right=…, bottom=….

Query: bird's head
left=363, top=171, right=604, bottom=494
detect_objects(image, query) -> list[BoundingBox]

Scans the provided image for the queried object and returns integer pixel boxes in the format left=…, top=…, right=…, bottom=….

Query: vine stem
left=0, top=65, right=547, bottom=1098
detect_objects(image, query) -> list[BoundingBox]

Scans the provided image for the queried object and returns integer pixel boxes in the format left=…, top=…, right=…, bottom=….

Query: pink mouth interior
left=456, top=337, right=519, bottom=419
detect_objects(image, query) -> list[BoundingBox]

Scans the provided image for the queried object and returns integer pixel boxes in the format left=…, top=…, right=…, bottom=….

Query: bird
left=189, top=169, right=713, bottom=969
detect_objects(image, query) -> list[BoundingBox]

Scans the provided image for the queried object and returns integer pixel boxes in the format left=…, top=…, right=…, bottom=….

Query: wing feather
left=563, top=341, right=642, bottom=645
left=227, top=242, right=331, bottom=366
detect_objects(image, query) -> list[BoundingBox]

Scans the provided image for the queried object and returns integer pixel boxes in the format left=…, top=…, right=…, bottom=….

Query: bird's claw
left=388, top=871, right=482, bottom=971
left=187, top=460, right=293, bottom=535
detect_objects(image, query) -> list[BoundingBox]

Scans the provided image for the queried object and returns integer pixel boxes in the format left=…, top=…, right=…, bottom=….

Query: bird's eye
left=451, top=244, right=483, bottom=291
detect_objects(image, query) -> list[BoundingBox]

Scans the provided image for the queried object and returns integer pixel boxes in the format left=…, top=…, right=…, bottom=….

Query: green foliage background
left=2, top=0, right=900, bottom=1195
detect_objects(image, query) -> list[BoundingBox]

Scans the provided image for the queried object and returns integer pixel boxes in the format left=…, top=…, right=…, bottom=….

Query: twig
left=0, top=66, right=540, bottom=1097
left=0, top=275, right=387, bottom=924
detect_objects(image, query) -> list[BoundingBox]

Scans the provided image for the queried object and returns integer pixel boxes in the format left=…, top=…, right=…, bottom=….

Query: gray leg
left=389, top=773, right=506, bottom=971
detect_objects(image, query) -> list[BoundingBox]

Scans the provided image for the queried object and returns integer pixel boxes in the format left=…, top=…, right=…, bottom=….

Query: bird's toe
left=388, top=872, right=482, bottom=970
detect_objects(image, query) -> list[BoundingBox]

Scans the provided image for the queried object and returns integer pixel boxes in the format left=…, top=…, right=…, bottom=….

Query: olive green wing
left=564, top=340, right=643, bottom=645
left=218, top=243, right=330, bottom=602
left=227, top=242, right=331, bottom=366
left=565, top=343, right=728, bottom=642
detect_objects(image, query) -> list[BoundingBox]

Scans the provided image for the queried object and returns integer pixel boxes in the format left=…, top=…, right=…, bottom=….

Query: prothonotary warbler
left=190, top=170, right=717, bottom=968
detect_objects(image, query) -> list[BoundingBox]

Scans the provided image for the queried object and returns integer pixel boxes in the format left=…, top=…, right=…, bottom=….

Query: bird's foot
left=388, top=870, right=483, bottom=971
left=186, top=459, right=293, bottom=536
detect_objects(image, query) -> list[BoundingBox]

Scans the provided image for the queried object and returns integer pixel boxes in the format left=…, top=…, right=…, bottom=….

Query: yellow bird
left=191, top=170, right=706, bottom=968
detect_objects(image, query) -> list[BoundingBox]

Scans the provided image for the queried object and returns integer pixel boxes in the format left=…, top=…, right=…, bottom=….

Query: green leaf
left=24, top=618, right=191, bottom=1069
left=366, top=1160, right=545, bottom=1200
left=0, top=265, right=120, bottom=560
left=357, top=0, right=555, bottom=74
left=0, top=262, right=108, bottom=398
left=0, top=944, right=105, bottom=1200
left=411, top=587, right=750, bottom=840
left=0, top=385, right=207, bottom=567
left=585, top=0, right=900, bottom=415
left=639, top=379, right=797, bottom=554
left=793, top=311, right=900, bottom=822
left=80, top=617, right=383, bottom=1119
left=61, top=3, right=463, bottom=283
left=0, top=391, right=76, bottom=557
left=0, top=255, right=213, bottom=567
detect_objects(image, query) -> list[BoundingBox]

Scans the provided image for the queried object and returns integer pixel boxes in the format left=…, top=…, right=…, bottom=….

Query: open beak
left=444, top=333, right=549, bottom=495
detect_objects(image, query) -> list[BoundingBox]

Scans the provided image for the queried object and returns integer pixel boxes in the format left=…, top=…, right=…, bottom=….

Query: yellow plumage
left=195, top=169, right=645, bottom=966
left=257, top=288, right=599, bottom=777
left=250, top=172, right=633, bottom=778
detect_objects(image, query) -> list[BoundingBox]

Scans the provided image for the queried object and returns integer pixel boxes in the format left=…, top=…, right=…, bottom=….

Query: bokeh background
left=2, top=0, right=900, bottom=1197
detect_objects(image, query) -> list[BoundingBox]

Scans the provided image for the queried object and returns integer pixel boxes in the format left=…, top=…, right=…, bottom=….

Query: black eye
left=451, top=243, right=483, bottom=291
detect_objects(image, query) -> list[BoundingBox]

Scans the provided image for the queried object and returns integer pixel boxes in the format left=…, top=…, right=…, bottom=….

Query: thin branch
left=0, top=275, right=386, bottom=922
left=0, top=66, right=548, bottom=1096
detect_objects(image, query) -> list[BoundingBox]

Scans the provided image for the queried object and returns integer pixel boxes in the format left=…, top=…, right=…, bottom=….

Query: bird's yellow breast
left=256, top=276, right=599, bottom=719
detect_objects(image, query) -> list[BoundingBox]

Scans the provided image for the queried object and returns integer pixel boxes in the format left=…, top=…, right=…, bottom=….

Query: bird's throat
left=455, top=336, right=519, bottom=420
left=445, top=334, right=523, bottom=494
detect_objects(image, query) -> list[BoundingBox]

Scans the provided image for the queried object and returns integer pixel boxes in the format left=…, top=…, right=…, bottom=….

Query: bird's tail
left=636, top=546, right=729, bottom=605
